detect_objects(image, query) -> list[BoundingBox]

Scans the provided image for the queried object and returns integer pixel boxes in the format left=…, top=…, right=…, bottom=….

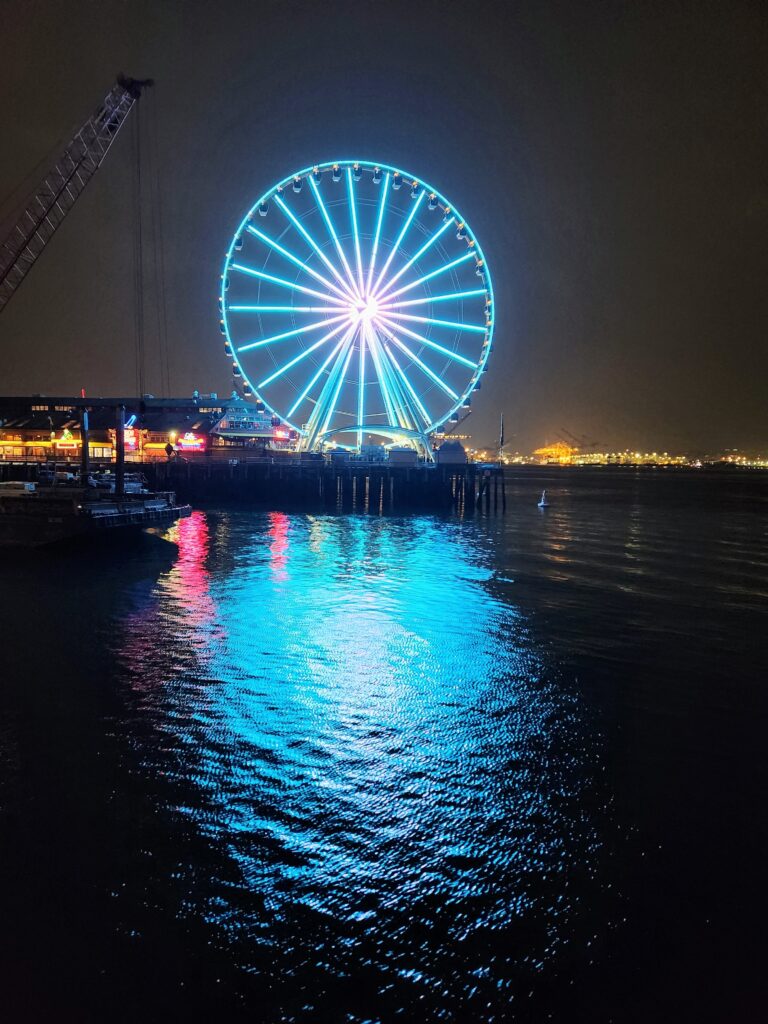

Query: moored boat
left=0, top=481, right=191, bottom=548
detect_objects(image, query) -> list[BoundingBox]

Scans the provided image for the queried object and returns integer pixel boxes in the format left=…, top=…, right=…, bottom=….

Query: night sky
left=1, top=0, right=765, bottom=452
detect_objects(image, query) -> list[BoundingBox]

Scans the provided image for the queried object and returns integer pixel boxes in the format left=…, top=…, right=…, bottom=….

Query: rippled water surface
left=1, top=470, right=766, bottom=1022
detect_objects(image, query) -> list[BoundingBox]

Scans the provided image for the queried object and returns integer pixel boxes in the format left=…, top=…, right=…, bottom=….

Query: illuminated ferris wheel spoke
left=376, top=328, right=413, bottom=429
left=347, top=169, right=365, bottom=296
left=357, top=320, right=367, bottom=450
left=367, top=326, right=400, bottom=428
left=384, top=311, right=488, bottom=334
left=230, top=263, right=348, bottom=305
left=228, top=305, right=345, bottom=314
left=303, top=333, right=354, bottom=447
left=372, top=327, right=416, bottom=432
left=370, top=191, right=425, bottom=297
left=273, top=195, right=358, bottom=304
left=306, top=327, right=356, bottom=436
left=382, top=341, right=432, bottom=426
left=246, top=224, right=352, bottom=304
left=319, top=337, right=357, bottom=440
left=376, top=339, right=418, bottom=430
left=286, top=329, right=353, bottom=419
left=365, top=172, right=390, bottom=296
left=376, top=321, right=459, bottom=400
left=376, top=314, right=478, bottom=370
left=237, top=312, right=351, bottom=353
left=375, top=216, right=454, bottom=301
left=382, top=251, right=475, bottom=302
left=379, top=288, right=487, bottom=311
left=257, top=318, right=354, bottom=389
left=308, top=176, right=361, bottom=301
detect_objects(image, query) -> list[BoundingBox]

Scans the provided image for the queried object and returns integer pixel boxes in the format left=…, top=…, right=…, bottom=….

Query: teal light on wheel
left=220, top=160, right=494, bottom=451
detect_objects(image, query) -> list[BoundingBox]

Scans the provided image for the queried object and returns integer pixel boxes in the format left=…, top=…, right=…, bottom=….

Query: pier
left=146, top=457, right=506, bottom=512
left=0, top=396, right=507, bottom=513
left=1, top=455, right=506, bottom=513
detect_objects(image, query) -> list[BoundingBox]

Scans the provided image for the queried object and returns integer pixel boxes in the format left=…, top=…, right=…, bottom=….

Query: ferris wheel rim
left=220, top=159, right=495, bottom=442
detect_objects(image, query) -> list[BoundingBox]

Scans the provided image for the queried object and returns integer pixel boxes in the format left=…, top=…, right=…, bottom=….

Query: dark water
left=1, top=469, right=766, bottom=1022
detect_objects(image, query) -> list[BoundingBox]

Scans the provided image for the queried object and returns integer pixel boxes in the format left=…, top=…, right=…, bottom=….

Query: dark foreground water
left=1, top=469, right=766, bottom=1022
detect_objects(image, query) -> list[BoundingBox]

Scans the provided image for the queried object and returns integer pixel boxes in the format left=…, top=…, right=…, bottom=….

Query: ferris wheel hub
left=355, top=296, right=379, bottom=321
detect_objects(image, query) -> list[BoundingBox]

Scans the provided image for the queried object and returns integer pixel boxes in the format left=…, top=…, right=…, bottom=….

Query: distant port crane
left=0, top=75, right=152, bottom=314
left=557, top=428, right=601, bottom=449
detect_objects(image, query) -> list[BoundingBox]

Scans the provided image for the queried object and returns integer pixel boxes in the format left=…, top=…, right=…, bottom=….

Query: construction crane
left=558, top=427, right=601, bottom=449
left=0, top=75, right=153, bottom=314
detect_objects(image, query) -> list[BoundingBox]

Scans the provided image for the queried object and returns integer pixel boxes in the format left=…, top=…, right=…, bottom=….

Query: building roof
left=0, top=394, right=268, bottom=434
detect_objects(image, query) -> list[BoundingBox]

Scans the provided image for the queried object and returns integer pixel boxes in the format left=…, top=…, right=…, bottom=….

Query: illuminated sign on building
left=177, top=431, right=206, bottom=450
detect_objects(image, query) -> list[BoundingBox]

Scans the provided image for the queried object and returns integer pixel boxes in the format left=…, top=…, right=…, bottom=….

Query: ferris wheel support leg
left=302, top=330, right=355, bottom=451
left=357, top=329, right=366, bottom=452
left=366, top=327, right=399, bottom=430
left=381, top=342, right=432, bottom=428
left=375, top=337, right=417, bottom=433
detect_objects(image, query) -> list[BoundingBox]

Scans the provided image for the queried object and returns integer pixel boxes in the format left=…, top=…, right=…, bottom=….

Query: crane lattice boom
left=0, top=75, right=152, bottom=314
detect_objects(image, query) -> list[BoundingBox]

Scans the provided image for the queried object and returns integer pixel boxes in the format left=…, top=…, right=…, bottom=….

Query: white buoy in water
left=538, top=489, right=550, bottom=508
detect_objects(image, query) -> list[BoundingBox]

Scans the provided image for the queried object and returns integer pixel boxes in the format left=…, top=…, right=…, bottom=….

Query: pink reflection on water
left=170, top=510, right=218, bottom=632
left=268, top=512, right=290, bottom=581
left=118, top=511, right=223, bottom=684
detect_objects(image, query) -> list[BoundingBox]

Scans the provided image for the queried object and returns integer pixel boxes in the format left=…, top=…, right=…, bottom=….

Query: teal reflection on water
left=116, top=510, right=604, bottom=1001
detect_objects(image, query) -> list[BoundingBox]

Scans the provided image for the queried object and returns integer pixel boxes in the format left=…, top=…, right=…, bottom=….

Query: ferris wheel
left=219, top=160, right=494, bottom=453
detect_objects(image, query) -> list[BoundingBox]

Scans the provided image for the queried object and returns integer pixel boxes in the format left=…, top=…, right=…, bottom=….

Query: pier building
left=0, top=394, right=500, bottom=510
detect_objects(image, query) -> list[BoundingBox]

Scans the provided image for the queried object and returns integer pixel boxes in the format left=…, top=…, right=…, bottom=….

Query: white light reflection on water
left=115, top=510, right=607, bottom=1015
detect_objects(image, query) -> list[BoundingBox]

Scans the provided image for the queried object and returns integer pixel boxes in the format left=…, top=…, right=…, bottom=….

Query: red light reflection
left=268, top=511, right=290, bottom=581
left=172, top=510, right=218, bottom=631
left=117, top=510, right=222, bottom=686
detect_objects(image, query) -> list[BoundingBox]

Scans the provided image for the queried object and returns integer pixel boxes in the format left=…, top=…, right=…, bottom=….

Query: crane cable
left=147, top=90, right=171, bottom=398
left=132, top=103, right=145, bottom=398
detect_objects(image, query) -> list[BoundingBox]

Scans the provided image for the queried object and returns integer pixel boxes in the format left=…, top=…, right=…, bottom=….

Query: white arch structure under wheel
left=219, top=160, right=494, bottom=455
